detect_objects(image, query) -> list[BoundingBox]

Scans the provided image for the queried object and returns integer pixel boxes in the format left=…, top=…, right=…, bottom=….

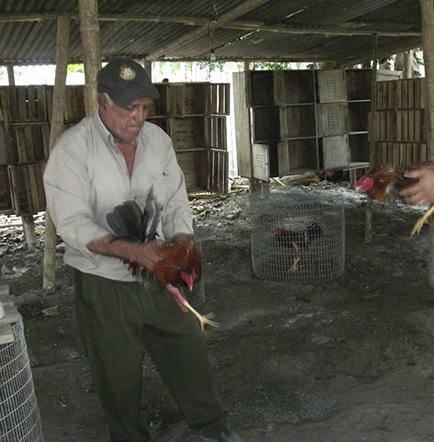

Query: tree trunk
left=43, top=16, right=70, bottom=290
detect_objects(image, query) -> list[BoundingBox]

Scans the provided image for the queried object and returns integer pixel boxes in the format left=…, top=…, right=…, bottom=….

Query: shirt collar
left=93, top=111, right=118, bottom=151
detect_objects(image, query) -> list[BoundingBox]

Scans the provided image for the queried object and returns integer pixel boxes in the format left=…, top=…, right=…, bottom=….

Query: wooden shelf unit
left=234, top=68, right=374, bottom=180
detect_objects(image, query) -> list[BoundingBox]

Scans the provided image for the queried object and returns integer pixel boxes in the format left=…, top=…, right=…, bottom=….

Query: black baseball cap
left=97, top=58, right=160, bottom=107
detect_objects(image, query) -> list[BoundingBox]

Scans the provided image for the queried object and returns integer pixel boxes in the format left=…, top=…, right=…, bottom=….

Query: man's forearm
left=87, top=234, right=163, bottom=271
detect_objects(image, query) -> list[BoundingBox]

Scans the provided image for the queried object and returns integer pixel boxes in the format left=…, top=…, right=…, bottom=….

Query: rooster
left=273, top=222, right=323, bottom=272
left=355, top=163, right=434, bottom=235
left=106, top=191, right=217, bottom=331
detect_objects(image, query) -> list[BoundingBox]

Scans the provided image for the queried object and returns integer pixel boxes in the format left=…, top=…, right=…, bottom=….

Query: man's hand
left=87, top=235, right=164, bottom=272
left=130, top=239, right=165, bottom=272
left=400, top=167, right=434, bottom=205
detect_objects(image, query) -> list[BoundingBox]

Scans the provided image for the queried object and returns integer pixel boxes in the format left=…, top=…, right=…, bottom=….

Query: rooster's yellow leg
left=411, top=205, right=434, bottom=236
left=183, top=302, right=219, bottom=331
left=288, top=256, right=301, bottom=273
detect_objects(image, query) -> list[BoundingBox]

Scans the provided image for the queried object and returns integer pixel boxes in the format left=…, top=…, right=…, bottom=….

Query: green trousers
left=74, top=270, right=227, bottom=442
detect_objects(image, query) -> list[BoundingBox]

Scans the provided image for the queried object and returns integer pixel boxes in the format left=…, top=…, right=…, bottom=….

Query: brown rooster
left=106, top=193, right=217, bottom=331
left=355, top=163, right=434, bottom=235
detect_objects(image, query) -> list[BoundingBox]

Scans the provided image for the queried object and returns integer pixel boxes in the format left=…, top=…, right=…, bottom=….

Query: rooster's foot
left=288, top=257, right=301, bottom=273
left=411, top=205, right=434, bottom=236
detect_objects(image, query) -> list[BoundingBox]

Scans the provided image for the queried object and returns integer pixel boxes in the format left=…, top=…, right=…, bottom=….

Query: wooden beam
left=420, top=0, right=434, bottom=289
left=43, top=16, right=70, bottom=290
left=0, top=13, right=422, bottom=38
left=79, top=0, right=101, bottom=115
left=145, top=0, right=272, bottom=60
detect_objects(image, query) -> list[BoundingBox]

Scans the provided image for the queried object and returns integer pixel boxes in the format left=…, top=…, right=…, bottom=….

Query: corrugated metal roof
left=0, top=0, right=423, bottom=65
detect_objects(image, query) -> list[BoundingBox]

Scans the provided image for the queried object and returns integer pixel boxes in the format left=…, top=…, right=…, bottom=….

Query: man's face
left=99, top=95, right=151, bottom=144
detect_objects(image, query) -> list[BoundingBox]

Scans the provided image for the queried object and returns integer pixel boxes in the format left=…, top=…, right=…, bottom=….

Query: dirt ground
left=2, top=180, right=434, bottom=442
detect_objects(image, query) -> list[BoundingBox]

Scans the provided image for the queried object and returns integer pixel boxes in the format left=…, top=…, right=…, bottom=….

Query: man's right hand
left=87, top=235, right=165, bottom=272
left=131, top=239, right=165, bottom=272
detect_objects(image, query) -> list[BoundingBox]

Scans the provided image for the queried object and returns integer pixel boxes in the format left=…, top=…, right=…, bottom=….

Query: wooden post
left=43, top=16, right=70, bottom=290
left=142, top=60, right=152, bottom=79
left=404, top=50, right=413, bottom=79
left=7, top=64, right=37, bottom=251
left=79, top=0, right=101, bottom=115
left=365, top=34, right=378, bottom=244
left=420, top=0, right=434, bottom=288
left=369, top=34, right=378, bottom=167
left=22, top=215, right=36, bottom=251
left=6, top=66, right=14, bottom=86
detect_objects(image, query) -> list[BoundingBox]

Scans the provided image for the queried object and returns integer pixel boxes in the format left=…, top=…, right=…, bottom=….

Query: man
left=43, top=58, right=242, bottom=442
left=400, top=166, right=434, bottom=205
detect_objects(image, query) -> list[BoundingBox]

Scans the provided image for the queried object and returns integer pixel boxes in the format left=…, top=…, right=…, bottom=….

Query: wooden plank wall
left=374, top=78, right=427, bottom=167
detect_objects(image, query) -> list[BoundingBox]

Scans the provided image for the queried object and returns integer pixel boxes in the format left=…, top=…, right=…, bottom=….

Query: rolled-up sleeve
left=43, top=140, right=108, bottom=267
left=160, top=143, right=194, bottom=240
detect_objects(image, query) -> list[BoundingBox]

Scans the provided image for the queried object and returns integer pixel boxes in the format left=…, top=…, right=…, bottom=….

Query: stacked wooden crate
left=0, top=86, right=49, bottom=215
left=235, top=68, right=373, bottom=180
left=0, top=82, right=230, bottom=216
left=0, top=86, right=85, bottom=216
left=374, top=78, right=427, bottom=166
left=148, top=82, right=230, bottom=193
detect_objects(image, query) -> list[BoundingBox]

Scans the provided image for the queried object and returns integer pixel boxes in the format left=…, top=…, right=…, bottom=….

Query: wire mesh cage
left=0, top=316, right=44, bottom=442
left=251, top=189, right=345, bottom=284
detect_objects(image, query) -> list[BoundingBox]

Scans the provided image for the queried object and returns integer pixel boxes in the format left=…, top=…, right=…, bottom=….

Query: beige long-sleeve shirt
left=43, top=112, right=193, bottom=281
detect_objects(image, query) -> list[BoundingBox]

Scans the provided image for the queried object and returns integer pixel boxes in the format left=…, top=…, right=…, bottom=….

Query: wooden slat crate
left=0, top=165, right=12, bottom=212
left=279, top=105, right=316, bottom=139
left=317, top=70, right=347, bottom=103
left=348, top=101, right=370, bottom=132
left=63, top=86, right=85, bottom=123
left=169, top=117, right=206, bottom=150
left=321, top=135, right=349, bottom=169
left=349, top=133, right=369, bottom=162
left=316, top=103, right=348, bottom=137
left=11, top=124, right=50, bottom=164
left=207, top=148, right=229, bottom=193
left=374, top=142, right=428, bottom=168
left=346, top=69, right=371, bottom=101
left=0, top=85, right=85, bottom=166
left=148, top=83, right=170, bottom=117
left=252, top=106, right=280, bottom=142
left=176, top=149, right=207, bottom=192
left=7, top=162, right=46, bottom=216
left=277, top=139, right=317, bottom=174
left=147, top=117, right=169, bottom=135
left=273, top=70, right=315, bottom=105
left=249, top=71, right=274, bottom=106
left=170, top=83, right=207, bottom=116
left=205, top=116, right=227, bottom=149
left=206, top=84, right=230, bottom=115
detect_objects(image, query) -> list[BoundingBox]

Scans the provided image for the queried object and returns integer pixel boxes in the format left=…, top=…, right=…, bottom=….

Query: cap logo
left=119, top=65, right=136, bottom=81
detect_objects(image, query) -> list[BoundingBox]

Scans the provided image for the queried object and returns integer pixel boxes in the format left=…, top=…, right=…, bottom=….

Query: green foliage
left=196, top=61, right=225, bottom=72
left=67, top=64, right=84, bottom=73
left=253, top=61, right=291, bottom=70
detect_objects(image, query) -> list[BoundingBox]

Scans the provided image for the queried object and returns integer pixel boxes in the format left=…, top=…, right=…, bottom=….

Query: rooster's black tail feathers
left=106, top=187, right=162, bottom=243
